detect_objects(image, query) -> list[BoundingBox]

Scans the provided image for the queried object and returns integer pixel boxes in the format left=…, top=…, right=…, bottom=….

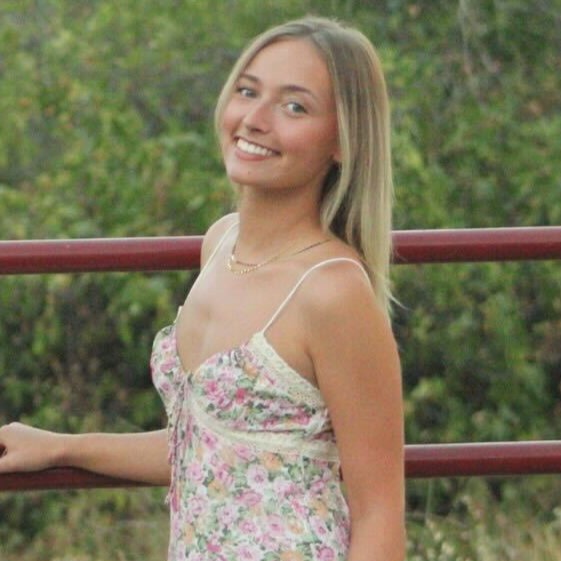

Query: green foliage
left=407, top=477, right=561, bottom=561
left=0, top=0, right=560, bottom=557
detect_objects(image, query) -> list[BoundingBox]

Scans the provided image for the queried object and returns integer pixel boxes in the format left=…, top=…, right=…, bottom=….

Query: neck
left=234, top=187, right=325, bottom=259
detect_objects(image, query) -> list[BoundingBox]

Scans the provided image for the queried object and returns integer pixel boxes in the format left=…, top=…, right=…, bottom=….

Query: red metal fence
left=1, top=226, right=561, bottom=492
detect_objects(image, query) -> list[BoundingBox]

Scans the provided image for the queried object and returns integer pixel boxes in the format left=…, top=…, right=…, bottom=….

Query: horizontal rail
left=2, top=441, right=560, bottom=492
left=0, top=236, right=204, bottom=275
left=404, top=440, right=561, bottom=477
left=1, top=227, right=561, bottom=274
left=0, top=468, right=150, bottom=492
left=393, top=226, right=561, bottom=264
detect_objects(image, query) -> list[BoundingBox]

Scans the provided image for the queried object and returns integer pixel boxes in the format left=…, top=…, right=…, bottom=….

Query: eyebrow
left=238, top=72, right=320, bottom=102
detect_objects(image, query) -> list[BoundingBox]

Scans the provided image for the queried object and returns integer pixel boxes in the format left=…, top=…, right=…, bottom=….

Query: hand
left=0, top=422, right=65, bottom=473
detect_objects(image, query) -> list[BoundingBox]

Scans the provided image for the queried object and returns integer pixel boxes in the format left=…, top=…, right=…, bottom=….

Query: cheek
left=289, top=125, right=338, bottom=164
left=219, top=103, right=238, bottom=143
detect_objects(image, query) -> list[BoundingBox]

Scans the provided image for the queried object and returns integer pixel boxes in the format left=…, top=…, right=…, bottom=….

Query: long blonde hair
left=215, top=17, right=394, bottom=315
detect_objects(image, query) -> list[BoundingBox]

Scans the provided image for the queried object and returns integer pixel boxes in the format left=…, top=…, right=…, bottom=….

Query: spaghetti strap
left=199, top=220, right=238, bottom=274
left=260, top=257, right=370, bottom=334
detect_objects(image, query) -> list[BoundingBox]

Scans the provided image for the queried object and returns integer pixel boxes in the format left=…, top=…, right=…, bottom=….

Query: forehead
left=241, top=38, right=334, bottom=100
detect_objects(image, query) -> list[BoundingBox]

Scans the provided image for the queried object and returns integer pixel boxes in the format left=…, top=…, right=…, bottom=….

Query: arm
left=0, top=214, right=239, bottom=484
left=0, top=423, right=170, bottom=485
left=306, top=265, right=405, bottom=561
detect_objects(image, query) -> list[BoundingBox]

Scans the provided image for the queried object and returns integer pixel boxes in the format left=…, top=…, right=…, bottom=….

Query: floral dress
left=150, top=257, right=367, bottom=561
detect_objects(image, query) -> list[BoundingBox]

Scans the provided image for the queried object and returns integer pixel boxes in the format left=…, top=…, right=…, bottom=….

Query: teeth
left=237, top=138, right=276, bottom=157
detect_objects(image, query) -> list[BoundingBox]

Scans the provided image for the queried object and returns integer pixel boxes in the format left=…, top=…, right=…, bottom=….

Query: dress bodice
left=151, top=320, right=350, bottom=561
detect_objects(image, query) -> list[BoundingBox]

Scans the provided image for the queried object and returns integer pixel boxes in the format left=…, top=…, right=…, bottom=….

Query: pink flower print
left=160, top=380, right=173, bottom=393
left=290, top=497, right=307, bottom=517
left=266, top=513, right=286, bottom=537
left=239, top=490, right=262, bottom=508
left=263, top=417, right=282, bottom=430
left=201, top=430, right=218, bottom=450
left=293, top=411, right=312, bottom=426
left=219, top=366, right=237, bottom=385
left=310, top=469, right=331, bottom=492
left=273, top=478, right=298, bottom=498
left=168, top=487, right=180, bottom=513
left=186, top=462, right=205, bottom=484
left=236, top=544, right=261, bottom=561
left=311, top=478, right=328, bottom=494
left=313, top=545, right=336, bottom=561
left=310, top=515, right=329, bottom=539
left=233, top=418, right=250, bottom=431
left=206, top=535, right=221, bottom=554
left=260, top=531, right=279, bottom=551
left=204, top=379, right=218, bottom=394
left=160, top=358, right=177, bottom=373
left=239, top=518, right=258, bottom=534
left=215, top=463, right=234, bottom=488
left=247, top=464, right=268, bottom=488
left=235, top=387, right=247, bottom=403
left=234, top=444, right=256, bottom=461
left=217, top=504, right=238, bottom=527
left=204, top=380, right=231, bottom=408
left=335, top=521, right=350, bottom=547
left=185, top=495, right=206, bottom=521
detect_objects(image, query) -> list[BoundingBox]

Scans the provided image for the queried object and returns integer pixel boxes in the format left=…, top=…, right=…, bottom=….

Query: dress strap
left=260, top=257, right=370, bottom=334
left=199, top=220, right=238, bottom=273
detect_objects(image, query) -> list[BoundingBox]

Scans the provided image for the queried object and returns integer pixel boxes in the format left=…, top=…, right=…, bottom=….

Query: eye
left=285, top=101, right=307, bottom=114
left=235, top=86, right=256, bottom=98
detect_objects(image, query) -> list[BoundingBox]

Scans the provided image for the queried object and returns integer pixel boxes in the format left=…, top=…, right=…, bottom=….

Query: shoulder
left=301, top=257, right=384, bottom=322
left=200, top=212, right=239, bottom=267
left=299, top=257, right=396, bottom=358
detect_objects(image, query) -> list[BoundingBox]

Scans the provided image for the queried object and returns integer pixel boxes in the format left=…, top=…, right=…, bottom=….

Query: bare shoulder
left=301, top=257, right=391, bottom=335
left=299, top=255, right=399, bottom=384
left=200, top=212, right=239, bottom=267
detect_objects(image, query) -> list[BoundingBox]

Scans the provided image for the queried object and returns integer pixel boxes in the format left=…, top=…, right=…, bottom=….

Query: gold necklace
left=227, top=238, right=331, bottom=275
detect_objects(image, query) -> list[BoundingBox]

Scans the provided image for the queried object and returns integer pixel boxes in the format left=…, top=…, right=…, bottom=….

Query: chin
left=225, top=166, right=264, bottom=187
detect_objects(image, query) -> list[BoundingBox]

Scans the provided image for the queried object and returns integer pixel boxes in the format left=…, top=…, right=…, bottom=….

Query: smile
left=236, top=138, right=278, bottom=157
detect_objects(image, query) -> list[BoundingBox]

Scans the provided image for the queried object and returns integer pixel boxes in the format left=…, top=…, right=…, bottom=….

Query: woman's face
left=220, top=38, right=340, bottom=197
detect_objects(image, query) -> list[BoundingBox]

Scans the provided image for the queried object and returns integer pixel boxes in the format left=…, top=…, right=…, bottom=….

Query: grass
left=407, top=507, right=561, bottom=561
left=1, top=488, right=170, bottom=561
left=407, top=478, right=561, bottom=561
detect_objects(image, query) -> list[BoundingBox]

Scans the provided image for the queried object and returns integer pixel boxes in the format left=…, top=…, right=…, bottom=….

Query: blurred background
left=1, top=1, right=560, bottom=559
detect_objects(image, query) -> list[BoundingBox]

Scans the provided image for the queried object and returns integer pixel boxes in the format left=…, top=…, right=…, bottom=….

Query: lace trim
left=250, top=332, right=326, bottom=409
left=188, top=394, right=340, bottom=461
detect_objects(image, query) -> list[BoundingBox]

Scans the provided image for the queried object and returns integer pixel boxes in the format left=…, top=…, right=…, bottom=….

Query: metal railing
left=1, top=226, right=561, bottom=492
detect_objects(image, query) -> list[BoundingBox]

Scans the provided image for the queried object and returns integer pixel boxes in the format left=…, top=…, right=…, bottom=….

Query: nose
left=242, top=99, right=272, bottom=133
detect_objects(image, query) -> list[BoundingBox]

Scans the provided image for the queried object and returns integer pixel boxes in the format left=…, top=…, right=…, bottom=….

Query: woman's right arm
left=0, top=216, right=241, bottom=485
left=0, top=423, right=170, bottom=485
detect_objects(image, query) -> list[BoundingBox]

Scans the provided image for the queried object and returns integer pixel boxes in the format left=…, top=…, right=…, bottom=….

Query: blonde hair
left=215, top=17, right=394, bottom=315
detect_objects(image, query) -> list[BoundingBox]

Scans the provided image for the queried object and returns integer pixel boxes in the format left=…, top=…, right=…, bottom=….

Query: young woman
left=0, top=17, right=405, bottom=561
